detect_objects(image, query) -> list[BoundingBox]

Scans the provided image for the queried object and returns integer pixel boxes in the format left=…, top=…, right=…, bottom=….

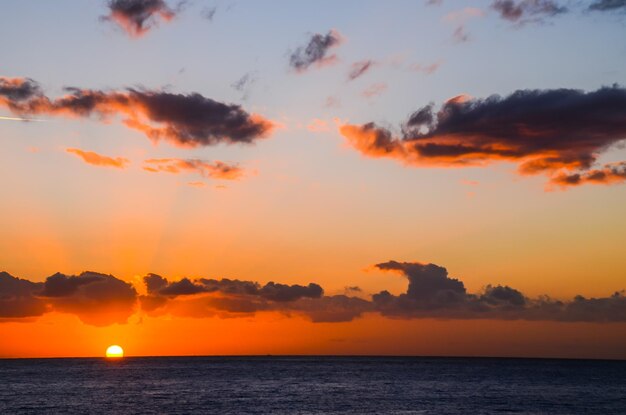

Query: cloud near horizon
left=339, top=86, right=626, bottom=188
left=0, top=76, right=274, bottom=148
left=1, top=260, right=624, bottom=326
left=102, top=0, right=178, bottom=37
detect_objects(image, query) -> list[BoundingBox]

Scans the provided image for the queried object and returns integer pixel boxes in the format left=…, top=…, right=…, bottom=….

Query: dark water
left=0, top=356, right=625, bottom=414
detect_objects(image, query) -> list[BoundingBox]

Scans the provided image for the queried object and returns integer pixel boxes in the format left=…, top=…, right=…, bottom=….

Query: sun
left=105, top=345, right=124, bottom=358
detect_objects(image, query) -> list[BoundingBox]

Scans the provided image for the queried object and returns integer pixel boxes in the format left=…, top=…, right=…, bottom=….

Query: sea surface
left=0, top=356, right=625, bottom=414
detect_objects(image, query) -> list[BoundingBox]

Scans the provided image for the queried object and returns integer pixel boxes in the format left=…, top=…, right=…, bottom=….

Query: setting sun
left=105, top=345, right=124, bottom=358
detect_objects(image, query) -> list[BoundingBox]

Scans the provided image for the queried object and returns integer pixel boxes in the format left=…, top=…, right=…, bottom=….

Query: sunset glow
left=1, top=0, right=625, bottom=362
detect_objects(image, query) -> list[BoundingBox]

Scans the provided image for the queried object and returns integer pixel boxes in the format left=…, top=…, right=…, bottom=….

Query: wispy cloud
left=66, top=148, right=130, bottom=169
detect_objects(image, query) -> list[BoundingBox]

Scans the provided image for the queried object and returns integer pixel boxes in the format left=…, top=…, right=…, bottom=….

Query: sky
left=1, top=0, right=626, bottom=359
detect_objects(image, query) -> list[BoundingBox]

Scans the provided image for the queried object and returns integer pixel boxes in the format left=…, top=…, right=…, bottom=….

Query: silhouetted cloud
left=347, top=60, right=374, bottom=81
left=0, top=77, right=274, bottom=148
left=40, top=272, right=137, bottom=326
left=66, top=148, right=130, bottom=169
left=143, top=158, right=244, bottom=180
left=0, top=271, right=137, bottom=326
left=0, top=272, right=46, bottom=318
left=372, top=261, right=626, bottom=322
left=491, top=0, right=567, bottom=24
left=3, top=261, right=624, bottom=324
left=289, top=30, right=343, bottom=72
left=339, top=86, right=626, bottom=188
left=103, top=0, right=178, bottom=37
left=588, top=0, right=626, bottom=11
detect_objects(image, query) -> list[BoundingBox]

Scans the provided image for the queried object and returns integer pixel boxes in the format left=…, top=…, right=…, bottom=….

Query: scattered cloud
left=362, top=83, right=388, bottom=99
left=201, top=6, right=217, bottom=21
left=289, top=30, right=344, bottom=72
left=66, top=148, right=130, bottom=169
left=0, top=77, right=274, bottom=148
left=588, top=0, right=626, bottom=11
left=444, top=7, right=485, bottom=43
left=491, top=0, right=567, bottom=25
left=102, top=0, right=179, bottom=37
left=347, top=60, right=375, bottom=81
left=339, top=86, right=626, bottom=188
left=143, top=158, right=245, bottom=180
left=231, top=72, right=257, bottom=101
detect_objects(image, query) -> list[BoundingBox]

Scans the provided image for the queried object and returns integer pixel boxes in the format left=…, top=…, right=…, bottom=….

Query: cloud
left=362, top=83, right=388, bottom=98
left=0, top=271, right=137, bottom=326
left=347, top=60, right=375, bottom=81
left=372, top=261, right=626, bottom=322
left=491, top=0, right=567, bottom=24
left=66, top=148, right=130, bottom=169
left=230, top=72, right=257, bottom=101
left=2, top=262, right=624, bottom=324
left=339, top=86, right=626, bottom=188
left=289, top=30, right=343, bottom=72
left=39, top=272, right=137, bottom=326
left=588, top=0, right=626, bottom=11
left=549, top=161, right=626, bottom=188
left=444, top=7, right=484, bottom=42
left=103, top=0, right=178, bottom=37
left=0, top=77, right=42, bottom=102
left=143, top=158, right=244, bottom=180
left=0, top=77, right=274, bottom=148
left=0, top=272, right=46, bottom=318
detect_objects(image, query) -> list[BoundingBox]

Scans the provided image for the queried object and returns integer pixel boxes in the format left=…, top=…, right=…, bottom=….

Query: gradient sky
left=1, top=0, right=625, bottom=359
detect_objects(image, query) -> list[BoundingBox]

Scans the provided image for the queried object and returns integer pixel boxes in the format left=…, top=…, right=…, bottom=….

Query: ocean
left=0, top=356, right=624, bottom=414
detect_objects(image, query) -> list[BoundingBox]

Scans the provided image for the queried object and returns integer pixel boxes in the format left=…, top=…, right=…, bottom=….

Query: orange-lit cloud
left=66, top=148, right=130, bottom=169
left=143, top=158, right=245, bottom=180
left=339, top=86, right=626, bottom=187
left=0, top=77, right=274, bottom=148
left=102, top=0, right=177, bottom=37
left=2, top=261, right=624, bottom=326
left=550, top=161, right=626, bottom=188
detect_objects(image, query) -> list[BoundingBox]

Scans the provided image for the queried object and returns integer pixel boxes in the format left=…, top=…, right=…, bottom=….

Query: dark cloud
left=0, top=272, right=46, bottom=318
left=588, top=0, right=626, bottom=11
left=373, top=261, right=626, bottom=322
left=0, top=77, right=42, bottom=102
left=42, top=272, right=137, bottom=326
left=347, top=60, right=374, bottom=81
left=0, top=271, right=137, bottom=325
left=491, top=0, right=567, bottom=24
left=550, top=161, right=626, bottom=187
left=340, top=86, right=626, bottom=188
left=0, top=77, right=274, bottom=148
left=289, top=30, right=343, bottom=72
left=145, top=275, right=323, bottom=302
left=103, top=0, right=178, bottom=37
left=3, top=264, right=624, bottom=324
